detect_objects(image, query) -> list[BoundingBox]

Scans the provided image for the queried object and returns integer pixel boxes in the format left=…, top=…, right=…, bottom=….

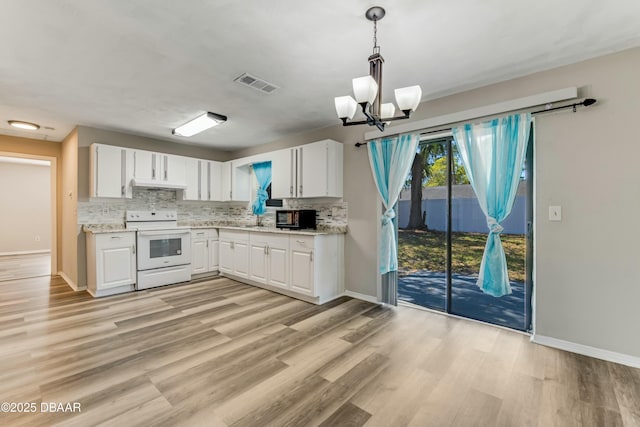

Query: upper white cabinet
left=221, top=161, right=250, bottom=202
left=184, top=158, right=223, bottom=201
left=271, top=139, right=343, bottom=198
left=90, top=143, right=133, bottom=198
left=208, top=161, right=222, bottom=201
left=132, top=150, right=187, bottom=188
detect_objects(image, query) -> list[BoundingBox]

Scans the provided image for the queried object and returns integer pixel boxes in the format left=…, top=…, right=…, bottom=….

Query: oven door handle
left=137, top=230, right=191, bottom=237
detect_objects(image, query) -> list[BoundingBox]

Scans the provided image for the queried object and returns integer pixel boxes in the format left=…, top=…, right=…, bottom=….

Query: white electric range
left=126, top=210, right=191, bottom=290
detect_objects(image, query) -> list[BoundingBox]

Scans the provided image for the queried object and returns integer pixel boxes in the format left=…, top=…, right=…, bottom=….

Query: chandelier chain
left=373, top=19, right=378, bottom=52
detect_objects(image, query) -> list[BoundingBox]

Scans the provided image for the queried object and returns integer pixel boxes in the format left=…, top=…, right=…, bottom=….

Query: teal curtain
left=452, top=113, right=531, bottom=297
left=251, top=161, right=272, bottom=215
left=367, top=132, right=420, bottom=275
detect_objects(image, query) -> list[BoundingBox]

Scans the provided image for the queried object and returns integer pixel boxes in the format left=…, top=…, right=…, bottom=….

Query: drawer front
left=96, top=232, right=135, bottom=248
left=191, top=230, right=209, bottom=240
left=220, top=229, right=249, bottom=242
left=290, top=235, right=314, bottom=252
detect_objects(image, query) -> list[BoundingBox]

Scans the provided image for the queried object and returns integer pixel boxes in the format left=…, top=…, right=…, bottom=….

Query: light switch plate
left=549, top=206, right=562, bottom=221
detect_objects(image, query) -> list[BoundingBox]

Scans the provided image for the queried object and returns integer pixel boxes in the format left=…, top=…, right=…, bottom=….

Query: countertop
left=83, top=222, right=346, bottom=235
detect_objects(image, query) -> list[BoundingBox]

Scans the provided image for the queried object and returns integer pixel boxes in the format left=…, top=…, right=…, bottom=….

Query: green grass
left=398, top=229, right=526, bottom=282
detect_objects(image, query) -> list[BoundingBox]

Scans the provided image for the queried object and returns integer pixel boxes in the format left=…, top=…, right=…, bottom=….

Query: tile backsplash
left=78, top=188, right=347, bottom=229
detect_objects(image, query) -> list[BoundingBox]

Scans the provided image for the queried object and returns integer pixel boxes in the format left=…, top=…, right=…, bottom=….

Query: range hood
left=130, top=178, right=187, bottom=190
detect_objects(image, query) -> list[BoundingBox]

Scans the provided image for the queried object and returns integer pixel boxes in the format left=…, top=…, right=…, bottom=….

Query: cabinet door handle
left=230, top=241, right=234, bottom=249
left=264, top=245, right=267, bottom=255
left=290, top=185, right=293, bottom=196
left=121, top=185, right=125, bottom=196
left=299, top=185, right=303, bottom=195
left=164, top=156, right=168, bottom=180
left=206, top=240, right=209, bottom=248
left=132, top=245, right=136, bottom=255
left=111, top=236, right=122, bottom=239
left=152, top=154, right=156, bottom=179
left=310, top=251, right=313, bottom=262
left=296, top=239, right=305, bottom=244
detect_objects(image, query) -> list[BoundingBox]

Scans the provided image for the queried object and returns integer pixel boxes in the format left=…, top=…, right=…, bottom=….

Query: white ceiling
left=1, top=0, right=639, bottom=150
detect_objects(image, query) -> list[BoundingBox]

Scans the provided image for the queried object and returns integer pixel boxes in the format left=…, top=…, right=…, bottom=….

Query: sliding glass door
left=397, top=129, right=533, bottom=331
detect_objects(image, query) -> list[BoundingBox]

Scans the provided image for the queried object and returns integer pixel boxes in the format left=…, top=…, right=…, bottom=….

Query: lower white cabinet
left=190, top=229, right=219, bottom=276
left=219, top=230, right=250, bottom=278
left=249, top=233, right=289, bottom=289
left=222, top=228, right=343, bottom=304
left=86, top=232, right=136, bottom=297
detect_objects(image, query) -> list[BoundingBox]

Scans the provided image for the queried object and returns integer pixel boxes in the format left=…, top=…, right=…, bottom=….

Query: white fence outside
left=397, top=183, right=527, bottom=235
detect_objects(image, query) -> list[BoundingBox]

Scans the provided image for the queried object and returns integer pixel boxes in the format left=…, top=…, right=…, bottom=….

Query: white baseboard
left=531, top=334, right=640, bottom=369
left=0, top=250, right=51, bottom=256
left=58, top=271, right=79, bottom=291
left=344, top=290, right=379, bottom=304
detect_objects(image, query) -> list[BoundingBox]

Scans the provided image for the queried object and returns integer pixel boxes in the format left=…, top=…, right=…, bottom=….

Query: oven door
left=136, top=229, right=191, bottom=271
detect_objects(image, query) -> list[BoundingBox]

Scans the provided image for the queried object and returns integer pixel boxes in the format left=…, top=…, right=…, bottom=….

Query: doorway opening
left=0, top=155, right=54, bottom=281
left=397, top=127, right=534, bottom=331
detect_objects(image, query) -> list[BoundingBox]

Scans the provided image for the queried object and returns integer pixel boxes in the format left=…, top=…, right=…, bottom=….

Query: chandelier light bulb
left=334, top=96, right=358, bottom=120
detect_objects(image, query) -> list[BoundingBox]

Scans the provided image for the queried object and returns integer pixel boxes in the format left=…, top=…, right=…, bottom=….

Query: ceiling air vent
left=234, top=73, right=279, bottom=94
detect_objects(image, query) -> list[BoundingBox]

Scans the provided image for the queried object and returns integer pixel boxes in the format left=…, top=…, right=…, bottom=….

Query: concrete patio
left=398, top=270, right=528, bottom=331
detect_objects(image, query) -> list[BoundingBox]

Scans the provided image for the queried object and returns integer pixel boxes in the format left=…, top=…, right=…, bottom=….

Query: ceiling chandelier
left=334, top=6, right=422, bottom=132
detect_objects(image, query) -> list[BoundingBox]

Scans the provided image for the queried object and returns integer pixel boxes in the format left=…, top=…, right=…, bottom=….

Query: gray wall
left=232, top=47, right=640, bottom=359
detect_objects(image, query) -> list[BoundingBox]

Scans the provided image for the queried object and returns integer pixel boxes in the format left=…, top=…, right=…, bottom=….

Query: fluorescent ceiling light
left=8, top=120, right=40, bottom=130
left=172, top=112, right=227, bottom=137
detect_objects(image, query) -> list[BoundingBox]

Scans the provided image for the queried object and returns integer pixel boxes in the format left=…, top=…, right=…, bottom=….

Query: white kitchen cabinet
left=221, top=228, right=343, bottom=304
left=190, top=229, right=219, bottom=277
left=249, top=233, right=289, bottom=288
left=290, top=237, right=314, bottom=295
left=288, top=234, right=343, bottom=301
left=219, top=239, right=233, bottom=274
left=249, top=234, right=268, bottom=284
left=184, top=157, right=210, bottom=201
left=271, top=139, right=343, bottom=198
left=86, top=231, right=136, bottom=297
left=221, top=161, right=251, bottom=202
left=165, top=154, right=186, bottom=185
left=90, top=143, right=133, bottom=198
left=133, top=149, right=155, bottom=181
left=132, top=149, right=187, bottom=188
left=266, top=235, right=289, bottom=289
left=219, top=230, right=250, bottom=278
left=271, top=148, right=294, bottom=199
left=190, top=160, right=223, bottom=201
left=191, top=231, right=208, bottom=274
left=208, top=161, right=223, bottom=201
left=184, top=157, right=200, bottom=200
left=208, top=237, right=219, bottom=271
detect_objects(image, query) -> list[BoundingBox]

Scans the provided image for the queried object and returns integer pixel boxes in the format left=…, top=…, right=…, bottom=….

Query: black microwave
left=276, top=210, right=317, bottom=230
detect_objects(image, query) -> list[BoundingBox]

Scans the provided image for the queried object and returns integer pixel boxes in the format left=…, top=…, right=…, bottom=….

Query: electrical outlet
left=548, top=206, right=562, bottom=221
left=35, top=235, right=40, bottom=242
left=102, top=207, right=109, bottom=216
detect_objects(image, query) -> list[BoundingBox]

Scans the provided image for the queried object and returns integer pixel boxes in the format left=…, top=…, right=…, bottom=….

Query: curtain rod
left=354, top=98, right=597, bottom=147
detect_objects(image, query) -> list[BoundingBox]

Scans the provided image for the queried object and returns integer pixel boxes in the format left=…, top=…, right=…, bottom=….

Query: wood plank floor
left=0, top=253, right=50, bottom=282
left=0, top=275, right=638, bottom=426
